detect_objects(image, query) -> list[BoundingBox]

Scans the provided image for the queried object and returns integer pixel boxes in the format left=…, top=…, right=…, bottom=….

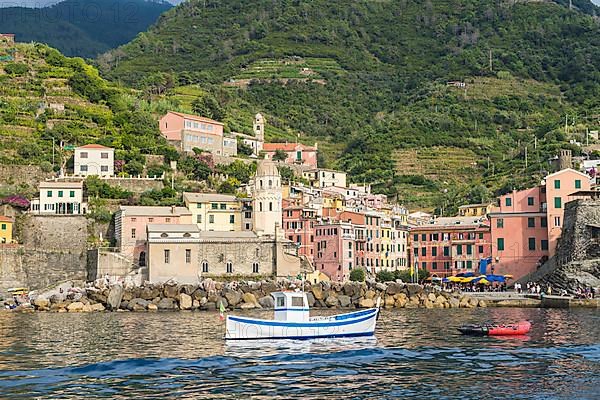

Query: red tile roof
left=263, top=143, right=317, bottom=152
left=0, top=216, right=14, bottom=222
left=168, top=111, right=224, bottom=126
left=77, top=144, right=112, bottom=150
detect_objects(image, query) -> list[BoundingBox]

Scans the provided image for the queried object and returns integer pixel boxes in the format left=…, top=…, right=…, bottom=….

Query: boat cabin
left=271, top=291, right=309, bottom=322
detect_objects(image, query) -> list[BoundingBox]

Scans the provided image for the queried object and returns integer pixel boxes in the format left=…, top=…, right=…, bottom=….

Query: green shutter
left=554, top=179, right=560, bottom=189
left=497, top=238, right=504, bottom=251
left=575, top=179, right=581, bottom=189
left=554, top=197, right=562, bottom=209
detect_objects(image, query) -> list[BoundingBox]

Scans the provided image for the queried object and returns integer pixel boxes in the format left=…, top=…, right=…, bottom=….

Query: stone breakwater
left=15, top=280, right=488, bottom=313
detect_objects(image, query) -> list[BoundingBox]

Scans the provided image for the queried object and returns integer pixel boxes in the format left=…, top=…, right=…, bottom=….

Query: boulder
left=163, top=284, right=179, bottom=299
left=258, top=296, right=274, bottom=308
left=384, top=295, right=395, bottom=308
left=91, top=303, right=105, bottom=312
left=87, top=290, right=107, bottom=304
left=180, top=284, right=197, bottom=295
left=261, top=281, right=278, bottom=294
left=311, top=284, right=324, bottom=300
left=205, top=302, right=217, bottom=311
left=427, top=293, right=437, bottom=302
left=140, top=286, right=161, bottom=300
left=395, top=297, right=407, bottom=308
left=192, top=289, right=207, bottom=301
left=192, top=300, right=200, bottom=309
left=120, top=301, right=129, bottom=310
left=338, top=295, right=352, bottom=308
left=128, top=298, right=149, bottom=311
left=406, top=284, right=422, bottom=296
left=478, top=300, right=487, bottom=308
left=179, top=293, right=193, bottom=310
left=224, top=290, right=242, bottom=307
left=386, top=282, right=405, bottom=295
left=82, top=304, right=93, bottom=312
left=241, top=293, right=259, bottom=306
left=240, top=302, right=255, bottom=310
left=343, top=282, right=359, bottom=297
left=157, top=298, right=177, bottom=310
left=67, top=302, right=84, bottom=312
left=423, top=299, right=434, bottom=309
left=121, top=289, right=135, bottom=302
left=216, top=297, right=228, bottom=310
left=33, top=298, right=50, bottom=310
left=106, top=284, right=124, bottom=311
left=448, top=297, right=460, bottom=308
left=394, top=293, right=408, bottom=301
left=365, top=290, right=376, bottom=300
left=306, top=292, right=316, bottom=307
left=147, top=303, right=158, bottom=311
left=375, top=282, right=388, bottom=292
left=435, top=295, right=446, bottom=304
left=325, top=295, right=338, bottom=307
left=358, top=298, right=375, bottom=308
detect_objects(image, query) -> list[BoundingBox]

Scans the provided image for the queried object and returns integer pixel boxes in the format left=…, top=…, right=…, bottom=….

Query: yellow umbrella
left=448, top=276, right=462, bottom=282
left=504, top=274, right=514, bottom=279
left=478, top=278, right=490, bottom=285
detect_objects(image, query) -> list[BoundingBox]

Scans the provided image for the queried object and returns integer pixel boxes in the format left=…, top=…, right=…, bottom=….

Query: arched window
left=259, top=202, right=263, bottom=212
left=269, top=202, right=273, bottom=211
left=226, top=261, right=233, bottom=274
left=202, top=260, right=209, bottom=273
left=252, top=262, right=259, bottom=273
left=268, top=179, right=272, bottom=188
left=160, top=233, right=168, bottom=238
left=260, top=180, right=263, bottom=188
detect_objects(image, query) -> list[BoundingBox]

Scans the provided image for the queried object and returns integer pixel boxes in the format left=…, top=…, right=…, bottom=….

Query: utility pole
left=565, top=114, right=568, bottom=135
left=52, top=137, right=55, bottom=167
left=525, top=145, right=528, bottom=170
left=489, top=49, right=493, bottom=72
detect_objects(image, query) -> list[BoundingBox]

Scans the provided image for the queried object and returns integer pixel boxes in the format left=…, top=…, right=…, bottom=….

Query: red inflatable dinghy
left=458, top=321, right=531, bottom=336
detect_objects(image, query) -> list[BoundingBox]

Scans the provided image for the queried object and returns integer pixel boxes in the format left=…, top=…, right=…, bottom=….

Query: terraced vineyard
left=231, top=57, right=343, bottom=81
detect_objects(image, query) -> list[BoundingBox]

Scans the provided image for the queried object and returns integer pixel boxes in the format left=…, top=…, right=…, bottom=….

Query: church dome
left=256, top=160, right=279, bottom=177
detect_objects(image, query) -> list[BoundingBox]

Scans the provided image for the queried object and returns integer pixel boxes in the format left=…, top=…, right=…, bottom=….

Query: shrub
left=4, top=63, right=29, bottom=76
left=349, top=268, right=366, bottom=282
left=376, top=270, right=395, bottom=282
left=273, top=149, right=288, bottom=162
left=39, top=161, right=53, bottom=173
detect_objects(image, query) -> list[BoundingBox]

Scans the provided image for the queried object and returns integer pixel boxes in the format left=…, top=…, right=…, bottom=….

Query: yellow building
left=458, top=203, right=493, bottom=217
left=183, top=192, right=242, bottom=232
left=0, top=216, right=14, bottom=243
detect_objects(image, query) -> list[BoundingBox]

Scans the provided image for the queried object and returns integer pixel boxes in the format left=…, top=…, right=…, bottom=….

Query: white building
left=303, top=169, right=347, bottom=188
left=252, top=160, right=282, bottom=237
left=232, top=113, right=265, bottom=157
left=74, top=144, right=114, bottom=177
left=30, top=181, right=87, bottom=215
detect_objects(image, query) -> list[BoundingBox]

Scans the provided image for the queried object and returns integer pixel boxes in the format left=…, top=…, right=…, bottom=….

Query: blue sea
left=0, top=308, right=599, bottom=399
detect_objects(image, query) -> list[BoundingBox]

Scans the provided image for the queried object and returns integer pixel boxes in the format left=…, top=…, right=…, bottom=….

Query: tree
left=3, top=63, right=28, bottom=76
left=237, top=139, right=254, bottom=156
left=124, top=160, right=144, bottom=176
left=349, top=268, right=366, bottom=282
left=273, top=149, right=288, bottom=162
left=191, top=95, right=224, bottom=120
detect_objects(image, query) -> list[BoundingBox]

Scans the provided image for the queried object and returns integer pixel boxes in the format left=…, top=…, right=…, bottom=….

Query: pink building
left=158, top=111, right=236, bottom=156
left=489, top=168, right=591, bottom=280
left=263, top=143, right=318, bottom=168
left=115, top=205, right=193, bottom=266
left=282, top=198, right=317, bottom=263
left=410, top=217, right=492, bottom=277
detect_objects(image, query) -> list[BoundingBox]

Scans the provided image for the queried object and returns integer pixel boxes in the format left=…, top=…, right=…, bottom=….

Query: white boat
left=225, top=291, right=380, bottom=340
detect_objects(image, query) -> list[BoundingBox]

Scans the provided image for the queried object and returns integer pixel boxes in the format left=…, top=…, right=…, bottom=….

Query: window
left=554, top=179, right=560, bottom=189
left=421, top=247, right=426, bottom=256
left=101, top=166, right=109, bottom=172
left=528, top=217, right=535, bottom=228
left=456, top=245, right=463, bottom=255
left=80, top=152, right=88, bottom=158
left=413, top=248, right=418, bottom=256
left=165, top=218, right=171, bottom=223
left=575, top=179, right=581, bottom=189
left=554, top=197, right=562, bottom=209
left=197, top=215, right=202, bottom=223
left=164, top=249, right=170, bottom=264
left=296, top=151, right=302, bottom=160
left=211, top=203, right=218, bottom=210
left=505, top=197, right=512, bottom=207
left=226, top=261, right=233, bottom=273
left=220, top=203, right=226, bottom=210
left=101, top=152, right=109, bottom=159
left=230, top=215, right=235, bottom=224
left=528, top=238, right=536, bottom=251
left=202, top=261, right=209, bottom=273
left=432, top=247, right=437, bottom=257
left=58, top=190, right=63, bottom=197
left=47, top=190, right=52, bottom=197
left=466, top=245, right=472, bottom=255
left=421, top=234, right=426, bottom=241
left=497, top=238, right=504, bottom=251
left=252, top=262, right=259, bottom=273
left=421, top=262, right=426, bottom=269
left=148, top=218, right=154, bottom=222
left=209, top=215, right=214, bottom=224
left=496, top=218, right=504, bottom=228
left=131, top=228, right=136, bottom=239
left=185, top=249, right=191, bottom=263
left=1, top=223, right=5, bottom=230
left=554, top=216, right=561, bottom=227
left=541, top=217, right=548, bottom=227
left=478, top=233, right=483, bottom=239
left=80, top=165, right=88, bottom=172
left=478, top=245, right=484, bottom=253
left=541, top=240, right=549, bottom=251
left=269, top=202, right=273, bottom=212
left=527, top=197, right=534, bottom=206
left=292, top=296, right=304, bottom=307
left=245, top=211, right=251, bottom=219
left=259, top=203, right=263, bottom=212
left=443, top=246, right=449, bottom=256
left=413, top=234, right=418, bottom=242
left=432, top=262, right=437, bottom=270
left=467, top=261, right=472, bottom=269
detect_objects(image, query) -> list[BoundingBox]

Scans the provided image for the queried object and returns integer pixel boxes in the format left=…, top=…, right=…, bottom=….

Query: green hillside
left=0, top=0, right=172, bottom=58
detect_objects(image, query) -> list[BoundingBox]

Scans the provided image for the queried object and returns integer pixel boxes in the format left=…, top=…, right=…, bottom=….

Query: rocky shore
left=6, top=279, right=488, bottom=313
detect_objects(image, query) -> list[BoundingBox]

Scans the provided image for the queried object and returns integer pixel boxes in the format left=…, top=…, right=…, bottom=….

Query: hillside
left=98, top=0, right=600, bottom=211
left=0, top=0, right=172, bottom=58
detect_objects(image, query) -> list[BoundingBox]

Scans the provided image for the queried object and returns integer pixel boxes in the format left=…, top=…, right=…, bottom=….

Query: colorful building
left=252, top=160, right=283, bottom=237
left=489, top=168, right=592, bottom=280
left=458, top=203, right=493, bottom=217
left=263, top=142, right=318, bottom=168
left=0, top=216, right=13, bottom=243
left=302, top=169, right=347, bottom=188
left=410, top=216, right=492, bottom=277
left=158, top=111, right=237, bottom=156
left=183, top=192, right=242, bottom=232
left=74, top=144, right=114, bottom=177
left=282, top=198, right=317, bottom=263
left=114, top=205, right=193, bottom=266
left=30, top=181, right=87, bottom=215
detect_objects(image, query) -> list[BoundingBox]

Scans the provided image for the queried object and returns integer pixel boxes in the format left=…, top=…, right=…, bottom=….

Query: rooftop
left=39, top=181, right=83, bottom=189
left=76, top=144, right=113, bottom=150
left=199, top=231, right=258, bottom=240
left=183, top=192, right=238, bottom=203
left=263, top=143, right=317, bottom=152
left=119, top=206, right=192, bottom=217
left=0, top=216, right=14, bottom=222
left=167, top=111, right=224, bottom=126
left=147, top=224, right=200, bottom=233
